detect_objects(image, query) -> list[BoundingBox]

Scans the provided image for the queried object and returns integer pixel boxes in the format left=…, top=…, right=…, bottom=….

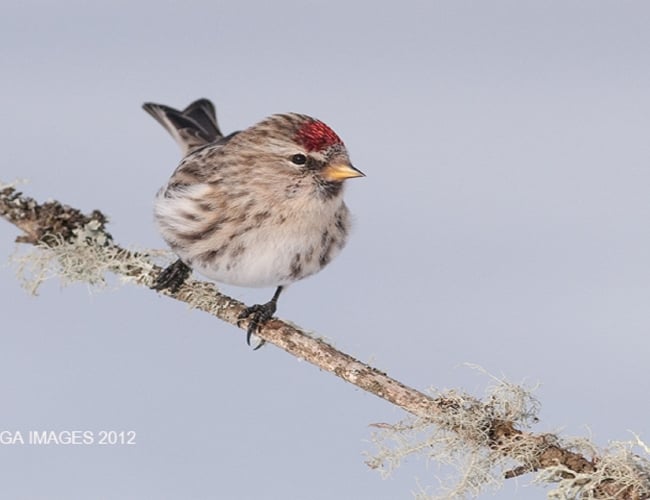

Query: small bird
left=143, top=98, right=364, bottom=348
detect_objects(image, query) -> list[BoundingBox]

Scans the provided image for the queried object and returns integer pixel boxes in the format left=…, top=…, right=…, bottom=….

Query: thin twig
left=1, top=183, right=648, bottom=500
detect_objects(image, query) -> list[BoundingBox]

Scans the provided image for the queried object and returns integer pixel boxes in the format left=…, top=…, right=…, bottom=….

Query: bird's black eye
left=291, top=153, right=307, bottom=165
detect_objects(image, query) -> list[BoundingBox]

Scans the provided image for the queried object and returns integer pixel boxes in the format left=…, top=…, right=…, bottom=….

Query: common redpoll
left=143, top=99, right=364, bottom=348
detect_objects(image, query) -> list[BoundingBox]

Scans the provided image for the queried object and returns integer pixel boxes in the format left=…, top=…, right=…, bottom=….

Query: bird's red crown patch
left=294, top=119, right=343, bottom=152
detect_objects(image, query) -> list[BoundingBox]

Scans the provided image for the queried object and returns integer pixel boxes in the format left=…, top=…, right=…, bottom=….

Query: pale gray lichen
left=535, top=436, right=650, bottom=499
left=11, top=220, right=169, bottom=294
left=365, top=369, right=650, bottom=500
left=366, top=378, right=538, bottom=499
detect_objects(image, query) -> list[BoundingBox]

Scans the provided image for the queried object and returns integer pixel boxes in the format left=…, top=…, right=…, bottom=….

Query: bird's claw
left=238, top=301, right=277, bottom=350
left=152, top=259, right=191, bottom=293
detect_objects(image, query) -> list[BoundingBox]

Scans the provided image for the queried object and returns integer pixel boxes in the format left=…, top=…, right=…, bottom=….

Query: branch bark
left=1, top=183, right=648, bottom=500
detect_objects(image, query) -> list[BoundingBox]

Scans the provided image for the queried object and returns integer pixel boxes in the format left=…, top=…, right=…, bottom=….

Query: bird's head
left=229, top=113, right=364, bottom=199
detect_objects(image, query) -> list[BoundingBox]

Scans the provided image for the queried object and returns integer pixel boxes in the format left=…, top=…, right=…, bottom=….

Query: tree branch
left=2, top=183, right=649, bottom=499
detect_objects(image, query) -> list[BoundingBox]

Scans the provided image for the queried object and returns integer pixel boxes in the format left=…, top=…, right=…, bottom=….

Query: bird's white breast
left=154, top=183, right=349, bottom=288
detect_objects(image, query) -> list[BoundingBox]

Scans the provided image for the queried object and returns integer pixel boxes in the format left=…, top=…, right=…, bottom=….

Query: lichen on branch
left=2, top=182, right=649, bottom=500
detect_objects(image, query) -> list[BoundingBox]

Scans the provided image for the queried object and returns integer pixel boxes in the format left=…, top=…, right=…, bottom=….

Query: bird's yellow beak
left=322, top=163, right=365, bottom=181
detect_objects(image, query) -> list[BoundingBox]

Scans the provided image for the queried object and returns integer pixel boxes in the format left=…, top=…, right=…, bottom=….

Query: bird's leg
left=151, top=258, right=192, bottom=293
left=238, top=286, right=284, bottom=350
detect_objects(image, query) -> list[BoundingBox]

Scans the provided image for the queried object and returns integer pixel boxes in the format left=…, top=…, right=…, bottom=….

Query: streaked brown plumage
left=144, top=98, right=364, bottom=347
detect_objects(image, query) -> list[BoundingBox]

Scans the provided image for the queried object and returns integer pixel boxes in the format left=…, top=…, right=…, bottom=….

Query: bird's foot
left=152, top=259, right=191, bottom=293
left=237, top=300, right=278, bottom=350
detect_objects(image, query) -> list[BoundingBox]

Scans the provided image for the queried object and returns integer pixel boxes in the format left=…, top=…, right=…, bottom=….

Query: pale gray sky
left=2, top=1, right=650, bottom=499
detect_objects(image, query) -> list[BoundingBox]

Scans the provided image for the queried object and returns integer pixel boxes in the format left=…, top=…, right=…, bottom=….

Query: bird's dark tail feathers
left=143, top=98, right=223, bottom=155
